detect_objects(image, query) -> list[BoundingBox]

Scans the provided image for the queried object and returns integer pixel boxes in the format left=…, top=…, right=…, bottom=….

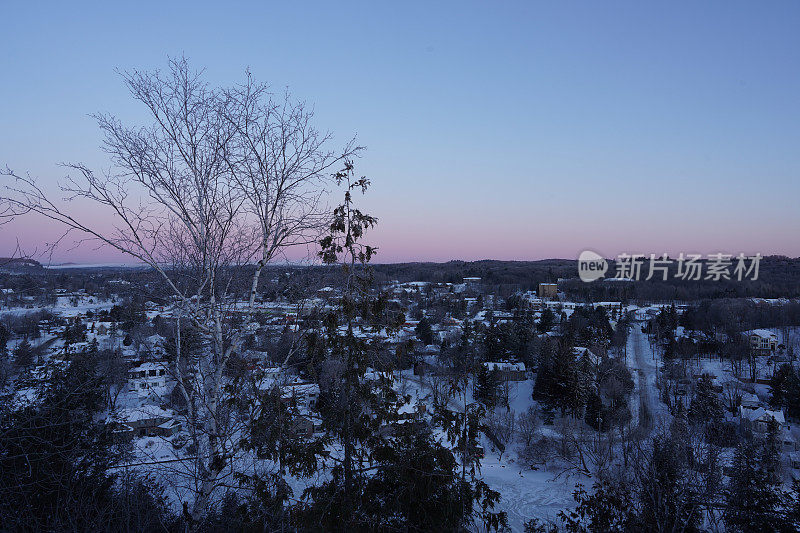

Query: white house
left=739, top=406, right=787, bottom=433
left=281, top=382, right=320, bottom=410
left=483, top=361, right=526, bottom=381
left=127, top=362, right=170, bottom=397
left=747, top=329, right=780, bottom=355
left=740, top=392, right=760, bottom=410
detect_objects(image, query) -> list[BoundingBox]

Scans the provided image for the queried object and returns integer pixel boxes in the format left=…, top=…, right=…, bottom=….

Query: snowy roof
left=281, top=383, right=320, bottom=398
left=739, top=406, right=785, bottom=425
left=112, top=405, right=174, bottom=423
left=748, top=329, right=779, bottom=340
left=573, top=347, right=597, bottom=360
left=483, top=361, right=525, bottom=372
left=129, top=361, right=167, bottom=373
left=364, top=369, right=392, bottom=381
left=740, top=392, right=760, bottom=405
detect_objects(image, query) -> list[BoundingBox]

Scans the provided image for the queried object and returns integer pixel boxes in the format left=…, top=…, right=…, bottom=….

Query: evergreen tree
left=638, top=437, right=702, bottom=532
left=558, top=481, right=637, bottom=533
left=584, top=391, right=603, bottom=431
left=12, top=338, right=33, bottom=369
left=415, top=316, right=434, bottom=345
left=0, top=323, right=9, bottom=356
left=1, top=353, right=116, bottom=529
left=301, top=162, right=405, bottom=528
left=475, top=363, right=499, bottom=408
left=724, top=426, right=790, bottom=532
left=688, top=374, right=724, bottom=426
left=538, top=308, right=555, bottom=333
left=770, top=364, right=800, bottom=420
left=362, top=423, right=506, bottom=531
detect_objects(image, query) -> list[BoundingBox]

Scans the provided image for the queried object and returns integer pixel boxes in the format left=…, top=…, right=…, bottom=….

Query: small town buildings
left=463, top=277, right=481, bottom=289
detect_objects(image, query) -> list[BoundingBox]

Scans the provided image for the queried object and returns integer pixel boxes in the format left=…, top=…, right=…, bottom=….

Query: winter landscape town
left=2, top=255, right=800, bottom=531
left=2, top=2, right=800, bottom=532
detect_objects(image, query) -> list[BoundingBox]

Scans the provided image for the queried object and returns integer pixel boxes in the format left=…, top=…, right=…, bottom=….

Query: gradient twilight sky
left=2, top=1, right=799, bottom=264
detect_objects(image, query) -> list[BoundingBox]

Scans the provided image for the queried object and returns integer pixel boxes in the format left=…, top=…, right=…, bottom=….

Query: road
left=630, top=324, right=658, bottom=436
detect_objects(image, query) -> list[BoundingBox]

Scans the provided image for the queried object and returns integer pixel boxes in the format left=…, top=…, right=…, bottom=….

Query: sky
left=1, top=1, right=799, bottom=264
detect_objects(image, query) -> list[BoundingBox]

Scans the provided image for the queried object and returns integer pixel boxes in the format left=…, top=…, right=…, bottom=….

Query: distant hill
left=371, top=256, right=800, bottom=300
left=0, top=257, right=44, bottom=273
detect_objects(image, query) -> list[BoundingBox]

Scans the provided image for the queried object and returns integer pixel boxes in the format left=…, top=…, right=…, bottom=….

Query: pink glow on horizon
left=2, top=206, right=799, bottom=265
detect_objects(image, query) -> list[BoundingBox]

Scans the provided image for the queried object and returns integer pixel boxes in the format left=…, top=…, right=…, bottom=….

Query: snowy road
left=630, top=324, right=662, bottom=437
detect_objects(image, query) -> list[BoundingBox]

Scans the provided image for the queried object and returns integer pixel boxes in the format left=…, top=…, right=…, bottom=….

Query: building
left=290, top=414, right=319, bottom=438
left=748, top=329, right=780, bottom=355
left=573, top=347, right=600, bottom=366
left=463, top=277, right=482, bottom=290
left=112, top=406, right=182, bottom=440
left=739, top=406, right=787, bottom=433
left=128, top=362, right=170, bottom=397
left=538, top=283, right=558, bottom=299
left=482, top=361, right=527, bottom=381
left=740, top=391, right=760, bottom=410
left=281, top=382, right=320, bottom=410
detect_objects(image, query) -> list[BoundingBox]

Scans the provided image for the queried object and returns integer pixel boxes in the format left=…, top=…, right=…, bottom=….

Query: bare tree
left=516, top=404, right=541, bottom=449
left=2, top=57, right=358, bottom=522
left=485, top=408, right=515, bottom=459
left=427, top=372, right=450, bottom=410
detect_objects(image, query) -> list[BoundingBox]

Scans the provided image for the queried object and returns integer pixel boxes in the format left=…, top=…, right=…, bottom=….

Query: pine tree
left=415, top=316, right=434, bottom=345
left=0, top=323, right=9, bottom=356
left=475, top=364, right=499, bottom=408
left=300, top=161, right=404, bottom=528
left=363, top=423, right=506, bottom=531
left=538, top=308, right=555, bottom=333
left=724, top=428, right=790, bottom=532
left=13, top=338, right=33, bottom=369
left=0, top=351, right=121, bottom=530
left=688, top=374, right=724, bottom=425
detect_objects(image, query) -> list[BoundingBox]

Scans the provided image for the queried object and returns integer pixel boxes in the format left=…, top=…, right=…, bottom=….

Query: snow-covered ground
left=479, top=454, right=581, bottom=531
left=396, top=370, right=581, bottom=530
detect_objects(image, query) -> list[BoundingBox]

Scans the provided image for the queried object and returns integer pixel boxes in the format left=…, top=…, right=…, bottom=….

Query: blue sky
left=2, top=1, right=799, bottom=262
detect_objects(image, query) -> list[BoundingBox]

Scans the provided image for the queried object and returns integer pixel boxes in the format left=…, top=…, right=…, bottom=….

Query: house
left=111, top=405, right=182, bottom=440
left=739, top=406, right=787, bottom=433
left=747, top=329, right=780, bottom=355
left=482, top=361, right=526, bottom=381
left=290, top=413, right=319, bottom=438
left=573, top=347, right=600, bottom=366
left=128, top=362, right=170, bottom=397
left=788, top=451, right=800, bottom=470
left=281, top=382, right=320, bottom=410
left=695, top=373, right=723, bottom=393
left=740, top=392, right=760, bottom=410
left=782, top=432, right=799, bottom=452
